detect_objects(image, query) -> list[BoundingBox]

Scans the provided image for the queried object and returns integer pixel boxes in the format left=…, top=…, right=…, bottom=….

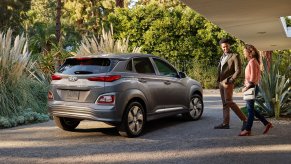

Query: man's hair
left=219, top=38, right=231, bottom=45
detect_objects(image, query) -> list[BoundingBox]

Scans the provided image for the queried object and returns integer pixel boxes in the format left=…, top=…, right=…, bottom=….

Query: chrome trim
left=156, top=107, right=184, bottom=113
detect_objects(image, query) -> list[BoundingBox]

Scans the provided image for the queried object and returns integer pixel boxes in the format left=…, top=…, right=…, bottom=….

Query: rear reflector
left=88, top=75, right=121, bottom=82
left=51, top=74, right=62, bottom=80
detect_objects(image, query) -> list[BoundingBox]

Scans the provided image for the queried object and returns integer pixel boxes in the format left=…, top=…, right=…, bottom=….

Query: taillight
left=51, top=74, right=62, bottom=80
left=88, top=75, right=121, bottom=82
left=96, top=95, right=115, bottom=104
left=48, top=91, right=54, bottom=100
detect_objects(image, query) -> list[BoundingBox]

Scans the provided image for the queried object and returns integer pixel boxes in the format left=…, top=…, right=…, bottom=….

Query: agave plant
left=77, top=25, right=142, bottom=56
left=256, top=57, right=291, bottom=119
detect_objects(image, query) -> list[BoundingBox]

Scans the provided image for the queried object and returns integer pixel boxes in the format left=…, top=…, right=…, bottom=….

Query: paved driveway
left=0, top=90, right=291, bottom=164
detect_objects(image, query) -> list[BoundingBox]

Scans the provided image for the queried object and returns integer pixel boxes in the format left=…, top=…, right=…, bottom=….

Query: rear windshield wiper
left=74, top=71, right=93, bottom=74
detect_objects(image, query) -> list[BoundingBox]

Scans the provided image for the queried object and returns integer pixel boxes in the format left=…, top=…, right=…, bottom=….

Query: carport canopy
left=180, top=0, right=291, bottom=51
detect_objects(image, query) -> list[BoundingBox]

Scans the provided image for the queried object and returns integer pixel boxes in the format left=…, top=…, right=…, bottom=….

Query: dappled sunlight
left=1, top=144, right=290, bottom=163
left=0, top=141, right=56, bottom=148
left=3, top=126, right=58, bottom=132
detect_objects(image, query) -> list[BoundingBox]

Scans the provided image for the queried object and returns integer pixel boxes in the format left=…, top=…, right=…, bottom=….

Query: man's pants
left=219, top=83, right=246, bottom=125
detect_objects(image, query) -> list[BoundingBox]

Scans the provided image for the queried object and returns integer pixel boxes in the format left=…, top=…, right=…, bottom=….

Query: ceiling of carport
left=180, top=0, right=291, bottom=51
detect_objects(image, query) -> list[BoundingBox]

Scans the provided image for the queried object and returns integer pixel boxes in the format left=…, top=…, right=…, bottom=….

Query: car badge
left=68, top=76, right=78, bottom=82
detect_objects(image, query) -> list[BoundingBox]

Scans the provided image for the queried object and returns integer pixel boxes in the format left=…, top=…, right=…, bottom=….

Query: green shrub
left=187, top=60, right=217, bottom=89
left=0, top=108, right=50, bottom=129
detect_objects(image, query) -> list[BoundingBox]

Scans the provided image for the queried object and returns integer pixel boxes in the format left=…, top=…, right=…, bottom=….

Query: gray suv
left=48, top=53, right=203, bottom=137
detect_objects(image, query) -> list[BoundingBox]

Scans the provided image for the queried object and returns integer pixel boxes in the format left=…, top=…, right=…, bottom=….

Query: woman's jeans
left=245, top=86, right=269, bottom=131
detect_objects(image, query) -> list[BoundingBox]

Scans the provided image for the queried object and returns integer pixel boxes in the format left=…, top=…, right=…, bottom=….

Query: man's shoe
left=214, top=123, right=230, bottom=129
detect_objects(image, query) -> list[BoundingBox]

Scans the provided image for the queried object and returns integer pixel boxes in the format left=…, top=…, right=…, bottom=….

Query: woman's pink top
left=244, top=58, right=261, bottom=86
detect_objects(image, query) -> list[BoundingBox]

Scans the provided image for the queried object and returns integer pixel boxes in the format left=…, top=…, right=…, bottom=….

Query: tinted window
left=126, top=59, right=133, bottom=71
left=153, top=58, right=178, bottom=77
left=58, top=58, right=113, bottom=75
left=133, top=58, right=155, bottom=74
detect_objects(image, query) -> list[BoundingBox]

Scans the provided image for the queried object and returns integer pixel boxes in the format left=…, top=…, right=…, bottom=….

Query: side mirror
left=178, top=72, right=186, bottom=78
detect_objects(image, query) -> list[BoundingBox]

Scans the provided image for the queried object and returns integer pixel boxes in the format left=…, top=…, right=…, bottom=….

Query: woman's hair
left=244, top=44, right=260, bottom=64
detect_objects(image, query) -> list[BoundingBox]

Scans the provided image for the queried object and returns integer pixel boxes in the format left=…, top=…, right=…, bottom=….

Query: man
left=215, top=38, right=247, bottom=129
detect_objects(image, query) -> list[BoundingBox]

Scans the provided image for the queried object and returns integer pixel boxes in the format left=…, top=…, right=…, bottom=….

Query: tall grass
left=0, top=29, right=48, bottom=118
left=0, top=29, right=30, bottom=84
left=77, top=25, right=142, bottom=56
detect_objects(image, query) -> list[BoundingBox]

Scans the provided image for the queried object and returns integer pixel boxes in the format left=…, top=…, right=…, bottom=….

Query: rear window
left=58, top=58, right=114, bottom=75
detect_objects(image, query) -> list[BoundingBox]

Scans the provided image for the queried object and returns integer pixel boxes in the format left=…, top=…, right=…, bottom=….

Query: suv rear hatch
left=50, top=57, right=118, bottom=103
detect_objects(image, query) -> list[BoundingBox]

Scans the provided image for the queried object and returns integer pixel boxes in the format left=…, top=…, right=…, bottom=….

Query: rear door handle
left=138, top=78, right=147, bottom=83
left=164, top=81, right=171, bottom=85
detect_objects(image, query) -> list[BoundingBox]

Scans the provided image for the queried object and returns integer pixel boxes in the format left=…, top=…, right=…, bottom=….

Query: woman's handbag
left=243, top=88, right=256, bottom=100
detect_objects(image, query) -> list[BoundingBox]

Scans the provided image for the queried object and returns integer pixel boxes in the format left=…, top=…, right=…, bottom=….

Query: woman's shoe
left=239, top=130, right=251, bottom=136
left=241, top=121, right=247, bottom=131
left=263, top=122, right=273, bottom=134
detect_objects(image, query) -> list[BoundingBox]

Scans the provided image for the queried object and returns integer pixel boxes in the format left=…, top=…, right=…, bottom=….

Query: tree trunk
left=259, top=51, right=272, bottom=71
left=55, top=0, right=62, bottom=71
left=116, top=0, right=124, bottom=8
left=56, top=0, right=62, bottom=44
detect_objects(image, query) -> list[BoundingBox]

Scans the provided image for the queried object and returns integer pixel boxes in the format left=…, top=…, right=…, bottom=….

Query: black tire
left=53, top=116, right=80, bottom=131
left=118, top=101, right=145, bottom=137
left=183, top=94, right=204, bottom=121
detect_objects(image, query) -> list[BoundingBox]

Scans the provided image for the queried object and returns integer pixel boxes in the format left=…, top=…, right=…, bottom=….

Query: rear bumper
left=48, top=101, right=122, bottom=123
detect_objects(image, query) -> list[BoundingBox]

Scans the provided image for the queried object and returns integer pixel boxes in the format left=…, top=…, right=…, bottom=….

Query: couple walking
left=215, top=38, right=273, bottom=136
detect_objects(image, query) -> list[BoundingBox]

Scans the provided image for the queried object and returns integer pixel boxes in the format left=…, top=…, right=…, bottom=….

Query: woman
left=239, top=44, right=273, bottom=136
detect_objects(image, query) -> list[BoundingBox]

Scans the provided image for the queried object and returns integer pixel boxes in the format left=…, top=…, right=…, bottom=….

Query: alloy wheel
left=189, top=96, right=203, bottom=119
left=127, top=105, right=144, bottom=134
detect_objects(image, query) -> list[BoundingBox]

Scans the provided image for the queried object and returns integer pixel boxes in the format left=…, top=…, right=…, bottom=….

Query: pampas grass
left=0, top=29, right=48, bottom=118
left=77, top=25, right=142, bottom=56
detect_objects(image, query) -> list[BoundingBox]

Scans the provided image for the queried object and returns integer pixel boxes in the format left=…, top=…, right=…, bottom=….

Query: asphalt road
left=0, top=90, right=291, bottom=164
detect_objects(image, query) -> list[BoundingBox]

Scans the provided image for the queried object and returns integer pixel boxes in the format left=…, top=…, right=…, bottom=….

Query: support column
left=259, top=51, right=272, bottom=71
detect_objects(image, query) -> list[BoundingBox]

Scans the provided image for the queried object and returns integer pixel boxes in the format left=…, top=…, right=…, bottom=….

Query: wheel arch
left=124, top=97, right=147, bottom=121
left=190, top=85, right=203, bottom=99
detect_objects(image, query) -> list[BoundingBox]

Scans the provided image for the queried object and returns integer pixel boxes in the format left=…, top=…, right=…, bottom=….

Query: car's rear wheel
left=53, top=116, right=80, bottom=131
left=118, top=101, right=145, bottom=137
left=183, top=94, right=203, bottom=121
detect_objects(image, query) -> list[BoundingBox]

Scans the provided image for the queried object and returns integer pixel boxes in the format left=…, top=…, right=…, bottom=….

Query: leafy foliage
left=187, top=60, right=217, bottom=89
left=0, top=0, right=31, bottom=34
left=28, top=22, right=56, bottom=54
left=136, top=0, right=186, bottom=8
left=285, top=16, right=291, bottom=27
left=37, top=44, right=73, bottom=75
left=106, top=4, right=241, bottom=65
left=272, top=50, right=291, bottom=78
